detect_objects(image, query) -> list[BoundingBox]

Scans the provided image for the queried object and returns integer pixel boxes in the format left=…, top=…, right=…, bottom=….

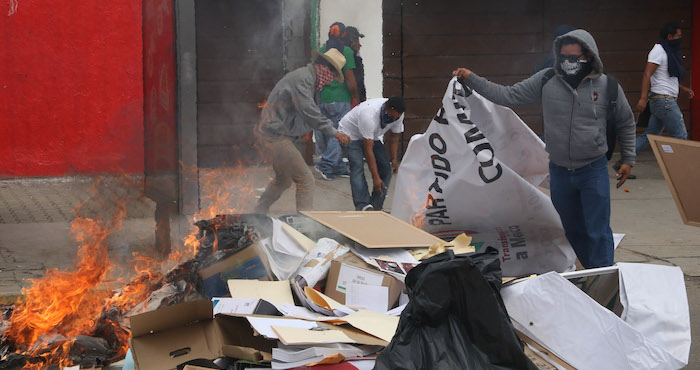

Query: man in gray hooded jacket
left=453, top=29, right=635, bottom=268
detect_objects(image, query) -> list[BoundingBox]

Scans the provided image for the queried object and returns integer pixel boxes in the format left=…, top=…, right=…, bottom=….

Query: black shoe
left=627, top=174, right=636, bottom=180
left=612, top=161, right=621, bottom=172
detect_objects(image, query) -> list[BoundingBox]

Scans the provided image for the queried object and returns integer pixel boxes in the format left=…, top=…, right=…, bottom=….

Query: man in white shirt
left=632, top=22, right=694, bottom=157
left=339, top=96, right=406, bottom=211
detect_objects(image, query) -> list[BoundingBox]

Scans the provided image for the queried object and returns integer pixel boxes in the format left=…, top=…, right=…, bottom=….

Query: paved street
left=0, top=152, right=698, bottom=366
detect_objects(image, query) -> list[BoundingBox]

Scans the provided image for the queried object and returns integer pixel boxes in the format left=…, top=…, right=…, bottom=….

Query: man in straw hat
left=255, top=48, right=351, bottom=214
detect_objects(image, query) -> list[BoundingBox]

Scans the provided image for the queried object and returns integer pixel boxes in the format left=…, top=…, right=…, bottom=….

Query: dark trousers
left=549, top=156, right=614, bottom=268
left=344, top=140, right=392, bottom=210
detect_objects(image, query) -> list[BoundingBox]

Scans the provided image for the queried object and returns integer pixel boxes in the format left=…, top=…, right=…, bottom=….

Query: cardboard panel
left=301, top=211, right=445, bottom=248
left=130, top=300, right=213, bottom=337
left=647, top=135, right=700, bottom=227
left=131, top=322, right=218, bottom=370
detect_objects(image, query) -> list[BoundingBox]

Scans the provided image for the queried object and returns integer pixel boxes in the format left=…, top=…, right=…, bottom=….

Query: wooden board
left=648, top=135, right=700, bottom=227
left=301, top=211, right=445, bottom=248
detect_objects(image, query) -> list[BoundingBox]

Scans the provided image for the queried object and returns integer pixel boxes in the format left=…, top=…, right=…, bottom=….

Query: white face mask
left=560, top=58, right=588, bottom=76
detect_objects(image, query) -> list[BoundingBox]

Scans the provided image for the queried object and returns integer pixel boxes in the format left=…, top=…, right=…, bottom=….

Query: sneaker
left=339, top=172, right=350, bottom=178
left=627, top=174, right=637, bottom=180
left=314, top=166, right=332, bottom=181
left=361, top=204, right=374, bottom=211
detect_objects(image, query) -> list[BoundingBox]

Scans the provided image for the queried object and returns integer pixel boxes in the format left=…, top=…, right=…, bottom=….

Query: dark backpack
left=541, top=68, right=619, bottom=160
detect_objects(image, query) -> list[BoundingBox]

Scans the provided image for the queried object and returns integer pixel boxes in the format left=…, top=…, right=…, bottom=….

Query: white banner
left=391, top=77, right=576, bottom=276
left=501, top=267, right=689, bottom=369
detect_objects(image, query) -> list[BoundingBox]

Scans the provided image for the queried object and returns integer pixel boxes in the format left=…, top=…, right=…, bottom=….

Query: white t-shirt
left=338, top=98, right=405, bottom=141
left=648, top=43, right=679, bottom=97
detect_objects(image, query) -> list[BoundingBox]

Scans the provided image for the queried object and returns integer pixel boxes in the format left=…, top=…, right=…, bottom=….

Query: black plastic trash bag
left=374, top=248, right=537, bottom=370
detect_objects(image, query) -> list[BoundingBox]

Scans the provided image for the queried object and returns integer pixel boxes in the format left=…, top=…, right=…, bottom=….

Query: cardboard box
left=324, top=253, right=404, bottom=310
left=198, top=242, right=273, bottom=299
left=129, top=300, right=276, bottom=370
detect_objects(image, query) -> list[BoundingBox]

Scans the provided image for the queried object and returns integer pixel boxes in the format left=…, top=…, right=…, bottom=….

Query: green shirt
left=319, top=44, right=356, bottom=103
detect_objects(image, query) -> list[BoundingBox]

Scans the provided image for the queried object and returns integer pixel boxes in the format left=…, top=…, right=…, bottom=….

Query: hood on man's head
left=552, top=29, right=604, bottom=79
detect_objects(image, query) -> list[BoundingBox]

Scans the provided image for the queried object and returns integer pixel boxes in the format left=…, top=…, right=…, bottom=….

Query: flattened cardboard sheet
left=647, top=135, right=700, bottom=227
left=301, top=211, right=445, bottom=248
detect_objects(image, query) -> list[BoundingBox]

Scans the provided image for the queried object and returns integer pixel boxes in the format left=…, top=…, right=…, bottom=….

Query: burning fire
left=1, top=164, right=260, bottom=368
left=3, top=182, right=130, bottom=367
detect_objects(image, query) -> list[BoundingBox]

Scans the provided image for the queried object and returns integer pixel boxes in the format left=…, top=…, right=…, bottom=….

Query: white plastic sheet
left=391, top=77, right=576, bottom=275
left=501, top=266, right=689, bottom=369
left=617, top=263, right=691, bottom=363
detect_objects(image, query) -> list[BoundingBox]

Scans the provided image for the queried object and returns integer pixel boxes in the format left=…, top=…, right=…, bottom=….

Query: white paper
left=617, top=263, right=690, bottom=363
left=263, top=219, right=309, bottom=280
left=501, top=272, right=686, bottom=369
left=662, top=144, right=674, bottom=153
left=336, top=264, right=385, bottom=293
left=273, top=343, right=364, bottom=363
left=246, top=317, right=317, bottom=339
left=399, top=292, right=409, bottom=306
left=391, top=77, right=576, bottom=276
left=387, top=303, right=407, bottom=316
left=346, top=284, right=389, bottom=313
left=212, top=297, right=259, bottom=315
left=351, top=245, right=419, bottom=265
left=613, top=233, right=625, bottom=250
left=275, top=303, right=336, bottom=321
left=271, top=356, right=325, bottom=369
left=348, top=359, right=377, bottom=370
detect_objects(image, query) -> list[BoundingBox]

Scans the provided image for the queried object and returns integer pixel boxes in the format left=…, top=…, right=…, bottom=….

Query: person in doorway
left=345, top=26, right=367, bottom=103
left=339, top=96, right=406, bottom=211
left=255, top=48, right=351, bottom=214
left=622, top=22, right=694, bottom=175
left=453, top=29, right=636, bottom=269
left=314, top=22, right=360, bottom=180
left=315, top=25, right=368, bottom=177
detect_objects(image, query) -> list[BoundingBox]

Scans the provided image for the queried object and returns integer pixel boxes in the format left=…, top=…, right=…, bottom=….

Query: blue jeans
left=549, top=156, right=613, bottom=268
left=344, top=140, right=392, bottom=210
left=316, top=102, right=351, bottom=177
left=635, top=97, right=687, bottom=153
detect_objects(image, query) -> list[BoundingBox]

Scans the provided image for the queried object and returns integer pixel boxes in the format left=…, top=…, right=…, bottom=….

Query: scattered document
left=227, top=279, right=295, bottom=306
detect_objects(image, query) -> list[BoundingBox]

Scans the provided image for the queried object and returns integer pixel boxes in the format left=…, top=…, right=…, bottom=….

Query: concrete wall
left=0, top=0, right=144, bottom=177
left=320, top=0, right=383, bottom=99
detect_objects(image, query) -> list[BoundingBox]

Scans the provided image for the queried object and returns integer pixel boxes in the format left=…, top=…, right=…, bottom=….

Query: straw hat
left=312, top=48, right=346, bottom=83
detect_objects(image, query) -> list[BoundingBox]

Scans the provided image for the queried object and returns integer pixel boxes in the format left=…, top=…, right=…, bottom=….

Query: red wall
left=0, top=0, right=144, bottom=177
left=143, top=0, right=177, bottom=175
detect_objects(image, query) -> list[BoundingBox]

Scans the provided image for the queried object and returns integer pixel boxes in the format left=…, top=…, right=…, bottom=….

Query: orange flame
left=4, top=195, right=127, bottom=367
left=2, top=163, right=263, bottom=367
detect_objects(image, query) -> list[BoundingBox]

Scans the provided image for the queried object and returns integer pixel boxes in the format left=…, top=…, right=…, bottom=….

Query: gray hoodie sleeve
left=614, top=84, right=636, bottom=166
left=464, top=70, right=547, bottom=107
left=292, top=80, right=338, bottom=137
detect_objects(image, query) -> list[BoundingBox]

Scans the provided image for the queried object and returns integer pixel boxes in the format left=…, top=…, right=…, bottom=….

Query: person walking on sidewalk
left=314, top=22, right=360, bottom=180
left=453, top=29, right=636, bottom=269
left=255, top=48, right=351, bottom=214
left=339, top=96, right=406, bottom=211
left=628, top=22, right=694, bottom=163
